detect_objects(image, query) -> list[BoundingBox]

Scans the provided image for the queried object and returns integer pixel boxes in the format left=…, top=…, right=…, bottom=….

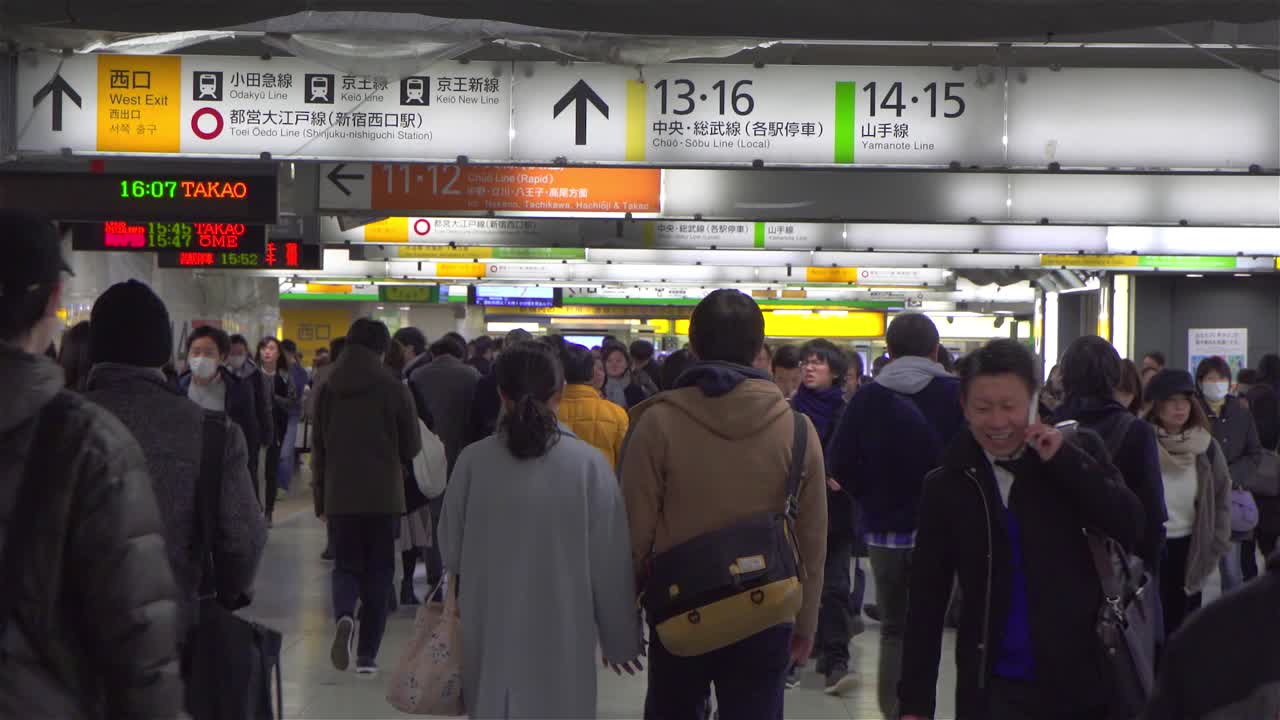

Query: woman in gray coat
left=1195, top=356, right=1265, bottom=592
left=439, top=342, right=643, bottom=719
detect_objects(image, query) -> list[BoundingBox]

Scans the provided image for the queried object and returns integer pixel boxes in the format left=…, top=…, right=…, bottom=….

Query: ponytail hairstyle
left=497, top=341, right=564, bottom=460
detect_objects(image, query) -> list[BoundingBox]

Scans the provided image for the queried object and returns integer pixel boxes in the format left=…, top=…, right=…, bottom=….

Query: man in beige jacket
left=620, top=289, right=827, bottom=720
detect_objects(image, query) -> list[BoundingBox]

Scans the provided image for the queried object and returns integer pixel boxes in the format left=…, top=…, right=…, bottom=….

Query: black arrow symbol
left=32, top=74, right=82, bottom=132
left=326, top=163, right=366, bottom=196
left=553, top=80, right=609, bottom=146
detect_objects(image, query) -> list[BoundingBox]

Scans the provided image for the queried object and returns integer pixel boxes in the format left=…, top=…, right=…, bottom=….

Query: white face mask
left=189, top=356, right=219, bottom=380
left=228, top=355, right=247, bottom=370
left=1202, top=381, right=1230, bottom=403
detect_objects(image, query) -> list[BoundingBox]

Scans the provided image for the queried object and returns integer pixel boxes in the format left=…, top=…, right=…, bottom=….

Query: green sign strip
left=492, top=247, right=586, bottom=260
left=563, top=296, right=898, bottom=310
left=378, top=285, right=439, bottom=303
left=834, top=82, right=857, bottom=164
left=280, top=293, right=379, bottom=302
left=753, top=222, right=766, bottom=248
left=1136, top=255, right=1238, bottom=270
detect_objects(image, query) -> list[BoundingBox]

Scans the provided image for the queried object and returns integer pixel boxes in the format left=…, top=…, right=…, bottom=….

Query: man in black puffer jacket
left=0, top=212, right=184, bottom=719
left=85, top=281, right=266, bottom=624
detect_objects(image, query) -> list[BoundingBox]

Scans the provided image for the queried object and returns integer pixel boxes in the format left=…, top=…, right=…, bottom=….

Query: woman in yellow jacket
left=558, top=343, right=631, bottom=467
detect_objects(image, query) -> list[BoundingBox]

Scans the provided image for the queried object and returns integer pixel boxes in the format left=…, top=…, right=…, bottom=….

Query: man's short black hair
left=958, top=338, right=1039, bottom=397
left=188, top=325, right=231, bottom=358
left=562, top=343, right=596, bottom=385
left=1195, top=355, right=1233, bottom=384
left=689, top=290, right=764, bottom=366
left=346, top=318, right=391, bottom=355
left=329, top=336, right=347, bottom=361
left=430, top=336, right=467, bottom=360
left=443, top=331, right=467, bottom=348
left=229, top=333, right=250, bottom=350
left=472, top=335, right=496, bottom=356
left=872, top=354, right=891, bottom=376
left=885, top=313, right=940, bottom=359
left=630, top=339, right=655, bottom=362
left=393, top=327, right=427, bottom=356
left=847, top=348, right=866, bottom=380
left=1144, top=351, right=1167, bottom=367
left=280, top=339, right=299, bottom=355
left=772, top=344, right=800, bottom=372
left=799, top=339, right=850, bottom=387
left=1060, top=335, right=1122, bottom=401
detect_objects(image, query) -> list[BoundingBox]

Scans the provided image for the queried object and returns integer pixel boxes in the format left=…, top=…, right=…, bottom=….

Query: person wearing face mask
left=228, top=333, right=275, bottom=495
left=1195, top=357, right=1264, bottom=595
left=1143, top=369, right=1232, bottom=635
left=899, top=339, right=1143, bottom=720
left=179, top=327, right=262, bottom=471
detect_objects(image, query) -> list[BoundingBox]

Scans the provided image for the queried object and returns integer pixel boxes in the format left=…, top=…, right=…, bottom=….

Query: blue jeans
left=1219, top=541, right=1244, bottom=594
left=645, top=624, right=792, bottom=720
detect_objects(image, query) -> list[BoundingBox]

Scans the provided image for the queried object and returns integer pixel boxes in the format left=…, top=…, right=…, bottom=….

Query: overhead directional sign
left=325, top=163, right=366, bottom=196
left=16, top=55, right=1279, bottom=171
left=512, top=62, right=1007, bottom=166
left=18, top=53, right=509, bottom=160
left=554, top=80, right=610, bottom=146
left=32, top=74, right=83, bottom=132
left=318, top=163, right=661, bottom=215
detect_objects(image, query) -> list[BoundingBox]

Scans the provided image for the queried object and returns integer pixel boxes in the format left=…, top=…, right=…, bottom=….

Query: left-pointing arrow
left=32, top=75, right=82, bottom=132
left=326, top=163, right=366, bottom=196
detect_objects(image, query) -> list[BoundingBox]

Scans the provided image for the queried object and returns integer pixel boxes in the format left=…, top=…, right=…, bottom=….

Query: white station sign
left=17, top=53, right=510, bottom=160
left=512, top=62, right=1006, bottom=166
left=16, top=54, right=1278, bottom=170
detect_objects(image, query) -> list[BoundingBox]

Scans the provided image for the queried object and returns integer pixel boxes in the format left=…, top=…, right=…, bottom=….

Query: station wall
left=1132, top=275, right=1280, bottom=373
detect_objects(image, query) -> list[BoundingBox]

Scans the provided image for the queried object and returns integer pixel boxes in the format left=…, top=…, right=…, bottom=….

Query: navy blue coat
left=828, top=376, right=965, bottom=535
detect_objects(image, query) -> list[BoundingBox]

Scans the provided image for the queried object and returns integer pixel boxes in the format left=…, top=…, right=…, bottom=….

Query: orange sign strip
left=371, top=164, right=661, bottom=214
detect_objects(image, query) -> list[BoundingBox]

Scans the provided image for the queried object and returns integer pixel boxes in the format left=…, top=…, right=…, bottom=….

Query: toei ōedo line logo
left=191, top=107, right=224, bottom=139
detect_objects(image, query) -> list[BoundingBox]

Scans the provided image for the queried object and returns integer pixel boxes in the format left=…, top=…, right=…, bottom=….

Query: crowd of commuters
left=3, top=209, right=1280, bottom=719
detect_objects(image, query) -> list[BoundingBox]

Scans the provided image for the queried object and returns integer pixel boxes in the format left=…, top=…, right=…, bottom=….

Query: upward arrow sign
left=553, top=79, right=609, bottom=146
left=32, top=74, right=82, bottom=132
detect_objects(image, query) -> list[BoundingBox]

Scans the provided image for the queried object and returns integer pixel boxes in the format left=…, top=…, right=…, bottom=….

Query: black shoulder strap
left=195, top=411, right=227, bottom=600
left=0, top=392, right=77, bottom=651
left=1103, top=412, right=1137, bottom=460
left=785, top=409, right=808, bottom=518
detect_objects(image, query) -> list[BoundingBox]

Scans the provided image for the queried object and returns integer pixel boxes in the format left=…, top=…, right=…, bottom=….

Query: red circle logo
left=413, top=219, right=432, bottom=236
left=191, top=107, right=224, bottom=140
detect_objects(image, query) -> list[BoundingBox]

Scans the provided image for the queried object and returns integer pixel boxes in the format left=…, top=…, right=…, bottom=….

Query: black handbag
left=1086, top=413, right=1157, bottom=716
left=642, top=411, right=808, bottom=657
left=1085, top=531, right=1157, bottom=716
left=184, top=412, right=284, bottom=720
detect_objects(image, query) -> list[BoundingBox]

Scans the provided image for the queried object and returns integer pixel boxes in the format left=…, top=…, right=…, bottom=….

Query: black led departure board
left=71, top=221, right=266, bottom=252
left=156, top=240, right=322, bottom=270
left=0, top=172, right=277, bottom=223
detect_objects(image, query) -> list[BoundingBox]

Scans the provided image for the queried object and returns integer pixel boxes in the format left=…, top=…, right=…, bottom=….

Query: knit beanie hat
left=90, top=280, right=173, bottom=367
left=1145, top=368, right=1197, bottom=406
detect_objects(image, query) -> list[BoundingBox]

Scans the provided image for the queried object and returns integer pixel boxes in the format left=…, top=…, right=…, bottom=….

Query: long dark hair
left=256, top=336, right=290, bottom=373
left=497, top=341, right=564, bottom=460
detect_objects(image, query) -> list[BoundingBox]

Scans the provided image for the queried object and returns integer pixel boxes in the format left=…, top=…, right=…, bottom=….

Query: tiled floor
left=243, top=502, right=959, bottom=720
